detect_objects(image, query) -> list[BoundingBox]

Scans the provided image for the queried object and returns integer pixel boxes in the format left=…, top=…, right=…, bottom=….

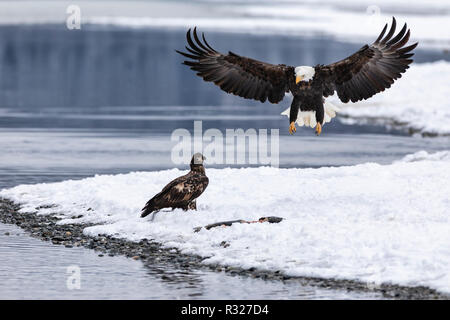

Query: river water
left=0, top=24, right=448, bottom=299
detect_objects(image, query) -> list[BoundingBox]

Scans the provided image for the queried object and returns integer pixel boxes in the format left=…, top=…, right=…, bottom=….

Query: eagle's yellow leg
left=289, top=122, right=296, bottom=135
left=315, top=123, right=322, bottom=135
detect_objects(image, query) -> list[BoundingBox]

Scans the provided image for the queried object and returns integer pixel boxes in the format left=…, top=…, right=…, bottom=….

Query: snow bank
left=399, top=150, right=450, bottom=163
left=0, top=1, right=448, bottom=49
left=336, top=61, right=450, bottom=136
left=229, top=2, right=450, bottom=48
left=2, top=151, right=450, bottom=293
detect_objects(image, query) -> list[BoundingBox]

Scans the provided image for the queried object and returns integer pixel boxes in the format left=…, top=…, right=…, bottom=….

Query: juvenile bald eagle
left=176, top=17, right=417, bottom=135
left=141, top=153, right=209, bottom=220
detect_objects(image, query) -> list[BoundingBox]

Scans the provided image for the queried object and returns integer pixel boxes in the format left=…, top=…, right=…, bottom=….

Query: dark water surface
left=0, top=25, right=449, bottom=299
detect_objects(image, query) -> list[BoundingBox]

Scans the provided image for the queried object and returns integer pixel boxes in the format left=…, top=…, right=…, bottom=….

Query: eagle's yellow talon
left=289, top=122, right=296, bottom=135
left=315, top=123, right=322, bottom=135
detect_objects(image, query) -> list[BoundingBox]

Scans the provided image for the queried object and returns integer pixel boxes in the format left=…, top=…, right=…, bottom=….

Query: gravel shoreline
left=1, top=198, right=447, bottom=300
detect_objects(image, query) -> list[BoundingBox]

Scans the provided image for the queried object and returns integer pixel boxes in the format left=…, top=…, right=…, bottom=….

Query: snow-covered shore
left=1, top=150, right=450, bottom=293
left=336, top=61, right=450, bottom=136
left=0, top=1, right=449, bottom=49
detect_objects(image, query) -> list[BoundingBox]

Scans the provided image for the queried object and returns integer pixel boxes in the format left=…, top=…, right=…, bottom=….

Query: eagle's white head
left=295, top=66, right=315, bottom=84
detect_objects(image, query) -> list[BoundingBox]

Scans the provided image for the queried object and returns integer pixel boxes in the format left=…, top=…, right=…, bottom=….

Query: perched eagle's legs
left=289, top=122, right=296, bottom=135
left=315, top=123, right=322, bottom=135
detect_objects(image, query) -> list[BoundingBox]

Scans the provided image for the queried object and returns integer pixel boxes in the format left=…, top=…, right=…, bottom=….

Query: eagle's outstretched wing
left=176, top=28, right=293, bottom=104
left=318, top=17, right=418, bottom=103
left=141, top=173, right=209, bottom=218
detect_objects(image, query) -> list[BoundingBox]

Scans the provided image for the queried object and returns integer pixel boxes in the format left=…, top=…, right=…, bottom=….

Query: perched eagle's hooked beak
left=295, top=75, right=303, bottom=84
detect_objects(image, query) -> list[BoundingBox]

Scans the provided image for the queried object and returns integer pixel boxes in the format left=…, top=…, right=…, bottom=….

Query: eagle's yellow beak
left=295, top=75, right=303, bottom=84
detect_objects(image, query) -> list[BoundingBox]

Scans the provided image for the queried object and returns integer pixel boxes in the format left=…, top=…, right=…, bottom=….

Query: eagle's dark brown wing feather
left=176, top=28, right=292, bottom=104
left=141, top=173, right=209, bottom=217
left=318, top=17, right=418, bottom=103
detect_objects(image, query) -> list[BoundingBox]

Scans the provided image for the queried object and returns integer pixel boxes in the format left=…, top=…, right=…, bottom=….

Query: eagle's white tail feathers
left=281, top=101, right=340, bottom=128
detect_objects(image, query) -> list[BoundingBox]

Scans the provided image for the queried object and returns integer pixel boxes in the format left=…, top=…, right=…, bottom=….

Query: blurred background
left=0, top=0, right=449, bottom=187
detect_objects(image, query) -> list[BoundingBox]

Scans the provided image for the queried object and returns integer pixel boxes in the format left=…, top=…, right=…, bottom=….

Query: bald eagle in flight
left=176, top=17, right=417, bottom=135
left=141, top=153, right=209, bottom=220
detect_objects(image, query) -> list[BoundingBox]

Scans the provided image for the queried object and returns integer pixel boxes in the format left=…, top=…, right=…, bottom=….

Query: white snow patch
left=232, top=3, right=450, bottom=49
left=336, top=61, right=450, bottom=136
left=1, top=151, right=450, bottom=293
left=397, top=150, right=450, bottom=163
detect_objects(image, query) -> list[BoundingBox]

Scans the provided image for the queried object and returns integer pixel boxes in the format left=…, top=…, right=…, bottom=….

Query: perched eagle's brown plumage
left=176, top=17, right=417, bottom=135
left=141, top=153, right=209, bottom=220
